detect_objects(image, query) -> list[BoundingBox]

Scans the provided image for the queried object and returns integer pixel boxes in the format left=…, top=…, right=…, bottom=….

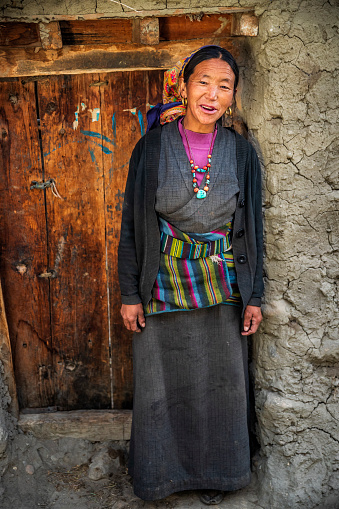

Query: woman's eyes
left=198, top=81, right=231, bottom=91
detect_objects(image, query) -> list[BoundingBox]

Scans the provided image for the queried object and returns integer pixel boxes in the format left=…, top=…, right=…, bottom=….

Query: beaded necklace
left=182, top=124, right=217, bottom=199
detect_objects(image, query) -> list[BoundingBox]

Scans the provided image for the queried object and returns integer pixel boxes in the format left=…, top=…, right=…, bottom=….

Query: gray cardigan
left=118, top=124, right=264, bottom=314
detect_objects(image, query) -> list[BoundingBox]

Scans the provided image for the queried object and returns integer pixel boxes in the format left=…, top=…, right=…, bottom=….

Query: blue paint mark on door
left=80, top=130, right=116, bottom=146
left=112, top=113, right=116, bottom=139
left=137, top=110, right=145, bottom=137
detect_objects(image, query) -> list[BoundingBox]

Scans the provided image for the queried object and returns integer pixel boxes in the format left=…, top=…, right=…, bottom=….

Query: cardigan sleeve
left=247, top=144, right=264, bottom=307
left=118, top=140, right=144, bottom=305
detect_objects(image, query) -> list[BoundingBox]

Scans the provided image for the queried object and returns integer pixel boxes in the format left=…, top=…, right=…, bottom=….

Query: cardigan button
left=239, top=198, right=245, bottom=207
left=236, top=228, right=245, bottom=238
left=237, top=254, right=247, bottom=264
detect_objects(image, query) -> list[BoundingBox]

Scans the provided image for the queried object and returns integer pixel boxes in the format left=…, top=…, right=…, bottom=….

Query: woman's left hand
left=241, top=305, right=263, bottom=336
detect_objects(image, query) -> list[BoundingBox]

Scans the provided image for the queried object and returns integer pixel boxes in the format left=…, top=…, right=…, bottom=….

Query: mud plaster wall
left=240, top=1, right=339, bottom=508
left=0, top=0, right=339, bottom=508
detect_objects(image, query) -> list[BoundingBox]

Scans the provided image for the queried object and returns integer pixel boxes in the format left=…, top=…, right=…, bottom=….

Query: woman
left=118, top=46, right=263, bottom=505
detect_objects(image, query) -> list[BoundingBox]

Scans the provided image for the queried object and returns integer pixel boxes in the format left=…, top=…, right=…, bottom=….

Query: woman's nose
left=206, top=85, right=218, bottom=100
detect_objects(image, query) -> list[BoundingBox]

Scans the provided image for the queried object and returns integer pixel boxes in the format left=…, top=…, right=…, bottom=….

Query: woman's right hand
left=120, top=303, right=146, bottom=333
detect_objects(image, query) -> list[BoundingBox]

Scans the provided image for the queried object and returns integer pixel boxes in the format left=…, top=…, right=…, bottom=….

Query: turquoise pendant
left=196, top=189, right=207, bottom=199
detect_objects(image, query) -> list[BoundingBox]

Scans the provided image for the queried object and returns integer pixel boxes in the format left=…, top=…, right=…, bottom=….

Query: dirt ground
left=1, top=433, right=335, bottom=509
left=2, top=462, right=262, bottom=509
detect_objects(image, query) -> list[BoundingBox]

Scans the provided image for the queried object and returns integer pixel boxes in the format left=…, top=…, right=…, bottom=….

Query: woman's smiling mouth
left=200, top=104, right=218, bottom=113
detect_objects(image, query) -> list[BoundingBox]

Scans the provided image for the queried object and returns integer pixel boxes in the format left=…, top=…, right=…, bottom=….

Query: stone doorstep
left=18, top=409, right=132, bottom=441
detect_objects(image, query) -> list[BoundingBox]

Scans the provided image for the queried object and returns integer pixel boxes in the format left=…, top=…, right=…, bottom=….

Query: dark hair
left=183, top=45, right=239, bottom=95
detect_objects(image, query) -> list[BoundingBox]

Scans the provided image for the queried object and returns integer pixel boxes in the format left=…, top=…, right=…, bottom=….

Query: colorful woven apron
left=145, top=217, right=241, bottom=315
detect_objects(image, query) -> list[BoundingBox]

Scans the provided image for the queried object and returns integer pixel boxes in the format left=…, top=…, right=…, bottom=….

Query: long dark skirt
left=129, top=304, right=251, bottom=501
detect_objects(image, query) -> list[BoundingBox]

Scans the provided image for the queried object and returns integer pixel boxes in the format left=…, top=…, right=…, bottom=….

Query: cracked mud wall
left=0, top=1, right=338, bottom=508
left=0, top=360, right=16, bottom=498
left=240, top=1, right=339, bottom=508
left=0, top=280, right=17, bottom=496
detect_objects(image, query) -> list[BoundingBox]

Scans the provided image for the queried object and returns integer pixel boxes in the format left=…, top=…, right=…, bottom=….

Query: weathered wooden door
left=0, top=70, right=163, bottom=411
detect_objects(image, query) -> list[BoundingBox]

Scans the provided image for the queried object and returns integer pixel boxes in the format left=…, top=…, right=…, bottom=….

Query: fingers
left=137, top=309, right=146, bottom=329
left=121, top=304, right=145, bottom=333
left=241, top=320, right=256, bottom=336
left=124, top=314, right=141, bottom=333
left=125, top=317, right=141, bottom=333
left=242, top=308, right=252, bottom=334
left=241, top=305, right=263, bottom=336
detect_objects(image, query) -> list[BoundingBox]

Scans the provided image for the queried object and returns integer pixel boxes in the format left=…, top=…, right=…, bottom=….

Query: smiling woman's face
left=181, top=58, right=236, bottom=133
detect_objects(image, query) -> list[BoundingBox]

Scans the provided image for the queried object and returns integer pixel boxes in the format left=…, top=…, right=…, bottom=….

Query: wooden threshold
left=19, top=409, right=132, bottom=441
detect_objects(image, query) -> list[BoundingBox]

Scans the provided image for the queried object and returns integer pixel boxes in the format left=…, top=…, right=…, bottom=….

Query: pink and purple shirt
left=178, top=118, right=218, bottom=187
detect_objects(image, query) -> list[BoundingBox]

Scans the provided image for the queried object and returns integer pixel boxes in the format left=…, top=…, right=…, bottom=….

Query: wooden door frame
left=0, top=11, right=258, bottom=439
left=0, top=12, right=258, bottom=79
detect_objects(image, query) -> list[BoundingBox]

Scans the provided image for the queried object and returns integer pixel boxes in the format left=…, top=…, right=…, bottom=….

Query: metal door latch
left=30, top=178, right=63, bottom=199
left=30, top=178, right=54, bottom=190
left=38, top=269, right=57, bottom=279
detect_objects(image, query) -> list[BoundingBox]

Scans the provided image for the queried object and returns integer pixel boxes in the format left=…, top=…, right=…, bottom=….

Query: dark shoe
left=198, top=490, right=224, bottom=505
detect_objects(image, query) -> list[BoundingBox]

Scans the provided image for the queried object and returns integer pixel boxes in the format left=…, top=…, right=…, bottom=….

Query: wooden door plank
left=100, top=70, right=163, bottom=408
left=100, top=71, right=136, bottom=409
left=147, top=69, right=165, bottom=109
left=0, top=79, right=53, bottom=409
left=37, top=74, right=111, bottom=409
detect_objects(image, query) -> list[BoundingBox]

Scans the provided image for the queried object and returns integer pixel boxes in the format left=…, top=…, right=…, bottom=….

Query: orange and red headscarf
left=146, top=48, right=202, bottom=132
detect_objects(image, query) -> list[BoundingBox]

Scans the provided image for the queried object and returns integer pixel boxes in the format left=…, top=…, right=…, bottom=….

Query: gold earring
left=182, top=97, right=187, bottom=107
left=226, top=107, right=232, bottom=115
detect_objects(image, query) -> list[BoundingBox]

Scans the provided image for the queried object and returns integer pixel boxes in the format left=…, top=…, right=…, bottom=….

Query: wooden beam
left=1, top=14, right=257, bottom=49
left=39, top=21, right=62, bottom=50
left=0, top=38, right=244, bottom=78
left=19, top=410, right=132, bottom=441
left=0, top=7, right=255, bottom=23
left=0, top=22, right=40, bottom=47
left=60, top=19, right=133, bottom=45
left=133, top=17, right=160, bottom=46
left=159, top=14, right=233, bottom=41
left=0, top=281, right=19, bottom=419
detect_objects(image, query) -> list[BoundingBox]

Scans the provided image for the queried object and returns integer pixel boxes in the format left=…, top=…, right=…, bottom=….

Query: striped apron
left=145, top=217, right=241, bottom=315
